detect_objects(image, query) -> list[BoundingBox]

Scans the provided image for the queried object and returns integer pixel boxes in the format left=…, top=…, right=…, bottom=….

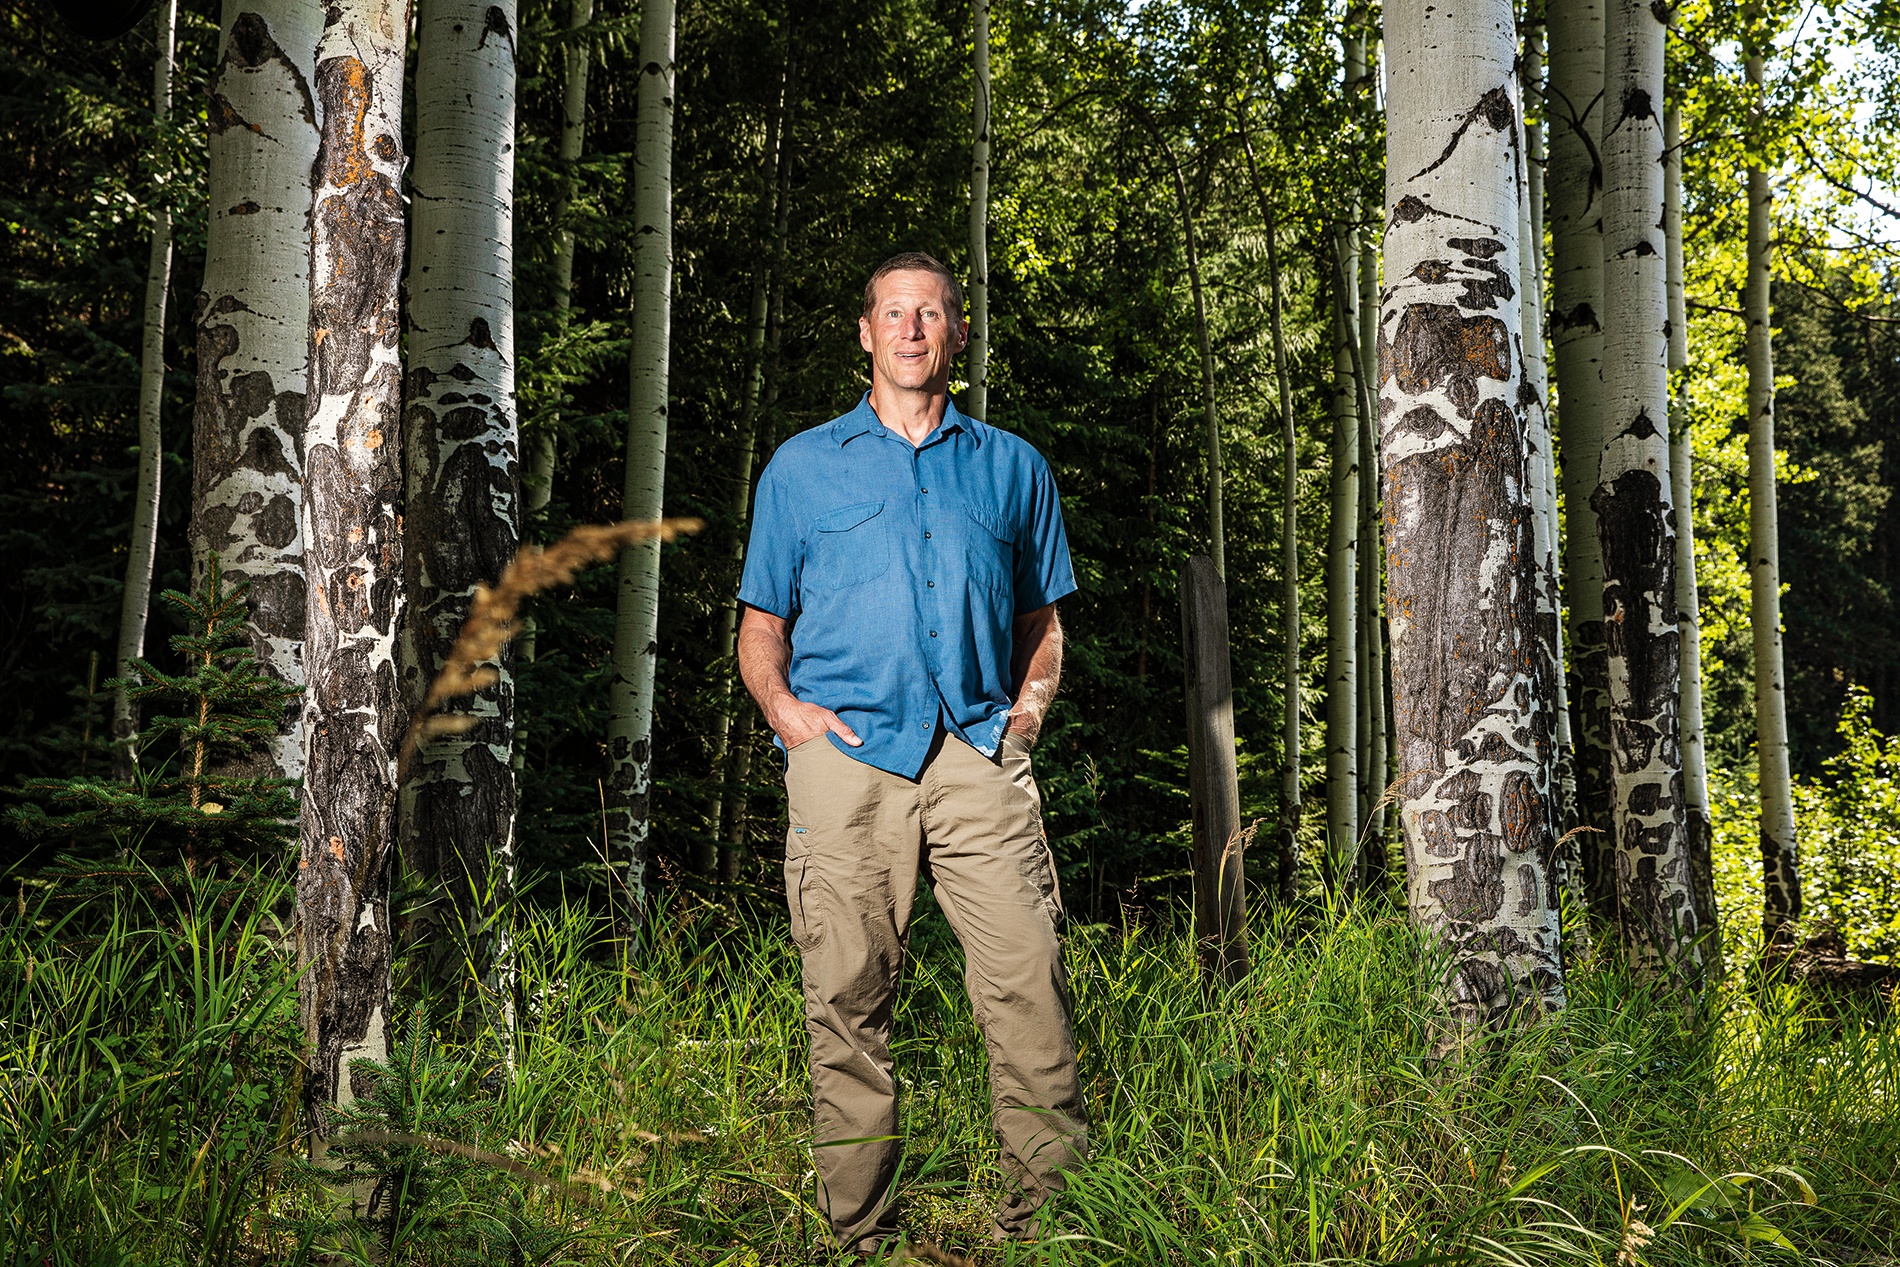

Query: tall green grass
left=4, top=874, right=1896, bottom=1265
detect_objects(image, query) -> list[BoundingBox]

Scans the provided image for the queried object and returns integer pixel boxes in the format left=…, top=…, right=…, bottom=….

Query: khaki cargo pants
left=783, top=729, right=1088, bottom=1252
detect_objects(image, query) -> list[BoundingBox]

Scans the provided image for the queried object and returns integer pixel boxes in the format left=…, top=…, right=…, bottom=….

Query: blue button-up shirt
left=738, top=394, right=1077, bottom=779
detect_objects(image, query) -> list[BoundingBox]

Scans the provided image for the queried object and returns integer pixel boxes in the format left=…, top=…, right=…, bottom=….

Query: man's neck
left=867, top=381, right=951, bottom=447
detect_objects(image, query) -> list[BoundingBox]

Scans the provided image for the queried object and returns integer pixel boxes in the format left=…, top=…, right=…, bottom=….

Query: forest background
left=5, top=0, right=1900, bottom=949
left=4, top=0, right=1900, bottom=1261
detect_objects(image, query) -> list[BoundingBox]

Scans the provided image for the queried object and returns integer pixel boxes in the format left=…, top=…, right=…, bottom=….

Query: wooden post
left=1181, top=556, right=1249, bottom=983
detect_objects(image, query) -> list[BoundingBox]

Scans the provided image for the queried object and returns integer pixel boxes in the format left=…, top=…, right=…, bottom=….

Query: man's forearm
left=738, top=617, right=794, bottom=718
left=1008, top=606, right=1062, bottom=739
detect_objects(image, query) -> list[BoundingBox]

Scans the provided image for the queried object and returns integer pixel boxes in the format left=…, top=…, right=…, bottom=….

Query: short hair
left=861, top=251, right=965, bottom=321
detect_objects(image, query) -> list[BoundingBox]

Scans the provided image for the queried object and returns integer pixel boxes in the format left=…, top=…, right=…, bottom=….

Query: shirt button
left=921, top=487, right=929, bottom=494
left=924, top=531, right=932, bottom=539
left=927, top=580, right=935, bottom=588
left=930, top=630, right=938, bottom=638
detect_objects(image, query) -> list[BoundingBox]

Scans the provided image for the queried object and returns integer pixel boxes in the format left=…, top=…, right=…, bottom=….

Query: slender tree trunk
left=605, top=0, right=677, bottom=933
left=297, top=0, right=410, bottom=1119
left=514, top=0, right=593, bottom=783
left=1355, top=38, right=1390, bottom=883
left=1380, top=0, right=1565, bottom=1029
left=1745, top=42, right=1800, bottom=945
left=1237, top=111, right=1300, bottom=902
left=1520, top=5, right=1582, bottom=938
left=1516, top=58, right=1576, bottom=948
left=400, top=0, right=520, bottom=1022
left=190, top=1, right=320, bottom=783
left=1546, top=0, right=1616, bottom=923
left=1597, top=0, right=1699, bottom=976
left=1326, top=230, right=1360, bottom=895
left=1325, top=16, right=1368, bottom=893
left=966, top=0, right=991, bottom=420
left=112, top=0, right=178, bottom=782
left=1665, top=105, right=1719, bottom=953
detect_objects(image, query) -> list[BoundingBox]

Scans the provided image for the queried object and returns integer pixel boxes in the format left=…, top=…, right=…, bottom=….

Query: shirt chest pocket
left=808, top=500, right=890, bottom=591
left=964, top=504, right=1017, bottom=602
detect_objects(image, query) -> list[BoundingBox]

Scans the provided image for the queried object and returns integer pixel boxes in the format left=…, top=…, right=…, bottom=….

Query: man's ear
left=859, top=315, right=875, bottom=353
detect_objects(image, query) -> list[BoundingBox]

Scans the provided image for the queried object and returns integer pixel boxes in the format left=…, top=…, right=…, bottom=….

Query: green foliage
left=0, top=867, right=305, bottom=1267
left=286, top=1004, right=573, bottom=1265
left=1792, top=687, right=1900, bottom=961
left=11, top=873, right=1900, bottom=1264
left=7, top=563, right=298, bottom=874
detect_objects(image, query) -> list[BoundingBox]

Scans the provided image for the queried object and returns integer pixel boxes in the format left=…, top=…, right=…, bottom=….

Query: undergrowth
left=3, top=871, right=1896, bottom=1265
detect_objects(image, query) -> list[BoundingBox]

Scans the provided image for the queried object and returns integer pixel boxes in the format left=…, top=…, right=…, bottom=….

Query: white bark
left=1381, top=0, right=1564, bottom=1027
left=401, top=0, right=520, bottom=1013
left=1546, top=0, right=1615, bottom=918
left=605, top=0, right=676, bottom=929
left=112, top=0, right=178, bottom=781
left=190, top=1, right=320, bottom=782
left=1327, top=229, right=1360, bottom=890
left=1597, top=0, right=1699, bottom=975
left=1745, top=44, right=1800, bottom=941
left=1665, top=105, right=1717, bottom=945
left=966, top=0, right=991, bottom=420
left=297, top=0, right=410, bottom=1114
left=1327, top=19, right=1367, bottom=893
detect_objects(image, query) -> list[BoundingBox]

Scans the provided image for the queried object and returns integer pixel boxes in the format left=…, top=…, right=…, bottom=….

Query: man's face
left=858, top=270, right=968, bottom=394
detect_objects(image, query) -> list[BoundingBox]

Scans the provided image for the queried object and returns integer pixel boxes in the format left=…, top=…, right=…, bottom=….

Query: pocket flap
left=815, top=500, right=885, bottom=533
left=965, top=504, right=1014, bottom=542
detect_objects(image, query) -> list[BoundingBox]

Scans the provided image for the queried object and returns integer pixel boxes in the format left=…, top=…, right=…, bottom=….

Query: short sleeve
left=737, top=459, right=803, bottom=618
left=1014, top=454, right=1078, bottom=614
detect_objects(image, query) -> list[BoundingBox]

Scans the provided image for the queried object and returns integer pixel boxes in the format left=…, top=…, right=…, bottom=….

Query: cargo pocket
left=783, top=839, right=825, bottom=952
left=1027, top=834, right=1065, bottom=927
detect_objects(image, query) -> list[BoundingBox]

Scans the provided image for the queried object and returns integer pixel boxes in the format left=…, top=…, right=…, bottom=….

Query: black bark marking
left=1388, top=304, right=1510, bottom=419
left=1414, top=86, right=1518, bottom=180
left=1620, top=87, right=1656, bottom=130
left=1387, top=194, right=1488, bottom=234
left=1552, top=300, right=1601, bottom=336
left=1411, top=259, right=1453, bottom=283
left=478, top=5, right=516, bottom=59
left=1397, top=405, right=1450, bottom=442
left=225, top=11, right=317, bottom=126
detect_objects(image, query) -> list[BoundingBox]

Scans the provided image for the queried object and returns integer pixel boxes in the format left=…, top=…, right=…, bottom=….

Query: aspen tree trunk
left=1521, top=0, right=1572, bottom=841
left=966, top=0, right=990, bottom=420
left=1545, top=0, right=1617, bottom=923
left=1355, top=37, right=1390, bottom=881
left=1665, top=105, right=1719, bottom=949
left=1326, top=16, right=1367, bottom=894
left=605, top=0, right=676, bottom=931
left=297, top=0, right=410, bottom=1117
left=1516, top=75, right=1577, bottom=939
left=1597, top=0, right=1699, bottom=975
left=1745, top=41, right=1800, bottom=944
left=515, top=0, right=593, bottom=781
left=1380, top=0, right=1565, bottom=1028
left=190, top=1, right=320, bottom=782
left=400, top=0, right=520, bottom=1018
left=1237, top=113, right=1301, bottom=903
left=1326, top=232, right=1361, bottom=894
left=706, top=54, right=793, bottom=876
left=112, top=0, right=178, bottom=782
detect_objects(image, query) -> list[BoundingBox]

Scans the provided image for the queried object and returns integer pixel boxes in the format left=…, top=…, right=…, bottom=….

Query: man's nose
left=902, top=313, right=925, bottom=338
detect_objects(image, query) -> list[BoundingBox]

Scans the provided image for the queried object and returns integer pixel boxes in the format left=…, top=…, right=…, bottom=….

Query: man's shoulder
left=971, top=419, right=1055, bottom=479
left=760, top=412, right=855, bottom=477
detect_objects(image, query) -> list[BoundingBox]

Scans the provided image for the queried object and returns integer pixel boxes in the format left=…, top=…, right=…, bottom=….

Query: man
left=737, top=251, right=1087, bottom=1255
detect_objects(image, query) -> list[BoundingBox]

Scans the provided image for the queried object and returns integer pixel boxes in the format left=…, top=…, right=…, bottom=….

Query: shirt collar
left=835, top=391, right=985, bottom=448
